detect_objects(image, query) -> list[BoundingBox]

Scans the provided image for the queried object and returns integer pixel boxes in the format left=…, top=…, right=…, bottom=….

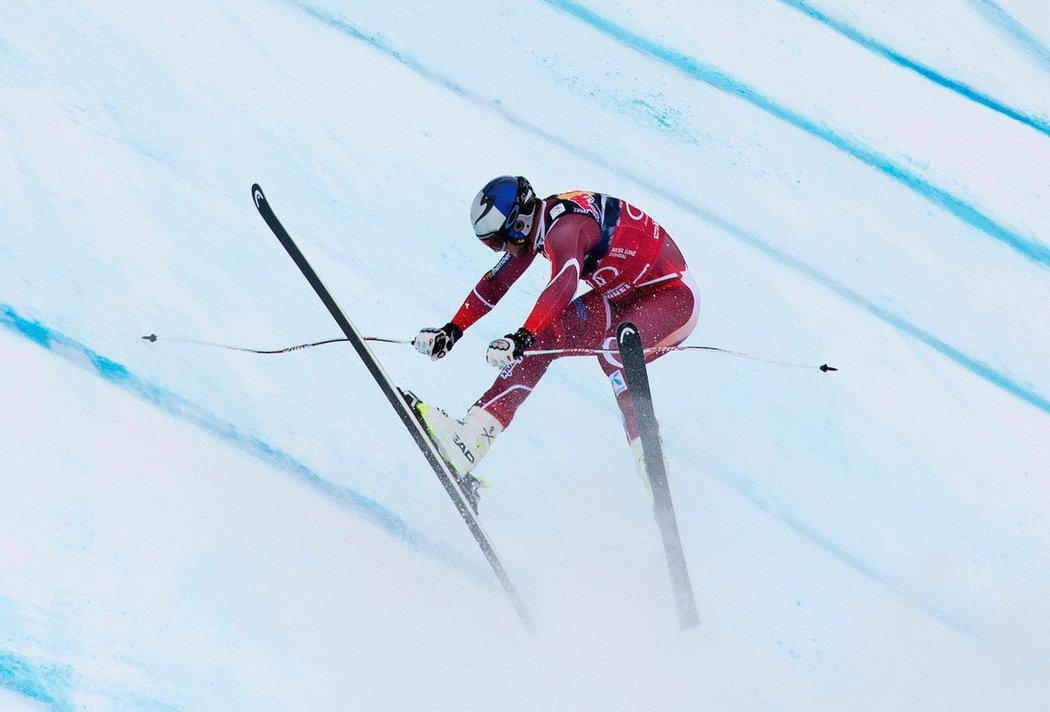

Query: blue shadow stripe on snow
left=0, top=645, right=186, bottom=711
left=779, top=0, right=1050, bottom=138
left=0, top=650, right=73, bottom=712
left=284, top=0, right=474, bottom=101
left=969, top=0, right=1050, bottom=75
left=541, top=0, right=1050, bottom=269
left=0, top=305, right=448, bottom=559
left=687, top=209, right=1050, bottom=417
left=282, top=0, right=1050, bottom=419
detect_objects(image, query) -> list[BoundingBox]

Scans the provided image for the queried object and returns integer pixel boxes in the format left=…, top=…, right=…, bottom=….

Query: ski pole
left=526, top=345, right=837, bottom=371
left=141, top=333, right=407, bottom=354
left=143, top=333, right=837, bottom=371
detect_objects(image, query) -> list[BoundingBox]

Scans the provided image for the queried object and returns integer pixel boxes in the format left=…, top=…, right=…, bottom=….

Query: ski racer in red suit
left=408, top=176, right=699, bottom=511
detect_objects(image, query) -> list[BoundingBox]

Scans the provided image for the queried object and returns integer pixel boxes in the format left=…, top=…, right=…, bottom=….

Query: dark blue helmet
left=470, top=176, right=537, bottom=251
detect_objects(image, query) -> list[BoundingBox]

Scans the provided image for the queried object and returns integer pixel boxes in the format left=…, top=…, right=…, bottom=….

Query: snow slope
left=1, top=0, right=1049, bottom=709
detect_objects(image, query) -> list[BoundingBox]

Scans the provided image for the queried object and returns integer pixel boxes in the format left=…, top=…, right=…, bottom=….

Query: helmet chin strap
left=513, top=201, right=541, bottom=246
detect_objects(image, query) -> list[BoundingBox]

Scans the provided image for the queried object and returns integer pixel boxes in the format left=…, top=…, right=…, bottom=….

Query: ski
left=617, top=321, right=700, bottom=630
left=251, top=184, right=532, bottom=630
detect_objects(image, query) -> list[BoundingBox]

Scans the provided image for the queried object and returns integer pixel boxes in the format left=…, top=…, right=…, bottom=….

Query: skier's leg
left=408, top=289, right=611, bottom=482
left=472, top=289, right=612, bottom=426
left=598, top=271, right=700, bottom=442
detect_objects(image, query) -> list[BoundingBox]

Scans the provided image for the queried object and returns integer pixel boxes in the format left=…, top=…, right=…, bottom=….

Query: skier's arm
left=449, top=250, right=535, bottom=331
left=485, top=216, right=597, bottom=368
left=520, top=214, right=598, bottom=336
left=414, top=250, right=535, bottom=361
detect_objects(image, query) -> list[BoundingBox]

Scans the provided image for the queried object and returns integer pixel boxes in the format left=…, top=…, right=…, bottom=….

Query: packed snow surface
left=1, top=0, right=1048, bottom=709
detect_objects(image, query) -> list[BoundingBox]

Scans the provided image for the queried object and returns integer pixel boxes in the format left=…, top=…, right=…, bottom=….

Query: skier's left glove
left=486, top=327, right=534, bottom=368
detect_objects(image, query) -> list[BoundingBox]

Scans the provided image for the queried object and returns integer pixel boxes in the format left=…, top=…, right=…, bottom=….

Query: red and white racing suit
left=449, top=191, right=700, bottom=442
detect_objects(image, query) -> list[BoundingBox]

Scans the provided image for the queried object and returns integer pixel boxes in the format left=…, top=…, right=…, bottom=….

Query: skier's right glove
left=413, top=322, right=463, bottom=361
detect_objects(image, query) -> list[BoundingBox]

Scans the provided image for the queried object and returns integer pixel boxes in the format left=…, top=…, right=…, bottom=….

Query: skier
left=408, top=176, right=699, bottom=511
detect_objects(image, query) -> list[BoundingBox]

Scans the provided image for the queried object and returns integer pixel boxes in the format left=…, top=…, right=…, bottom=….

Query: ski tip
left=251, top=183, right=265, bottom=208
left=615, top=321, right=639, bottom=342
left=820, top=364, right=838, bottom=372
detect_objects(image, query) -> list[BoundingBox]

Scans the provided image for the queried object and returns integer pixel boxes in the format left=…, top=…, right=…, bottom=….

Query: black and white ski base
left=252, top=184, right=531, bottom=630
left=617, top=321, right=700, bottom=630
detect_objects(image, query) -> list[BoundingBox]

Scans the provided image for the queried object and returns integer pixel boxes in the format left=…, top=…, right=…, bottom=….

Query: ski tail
left=617, top=321, right=700, bottom=630
left=252, top=184, right=531, bottom=630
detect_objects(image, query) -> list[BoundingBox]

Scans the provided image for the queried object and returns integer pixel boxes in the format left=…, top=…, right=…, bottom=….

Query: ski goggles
left=479, top=234, right=506, bottom=252
left=479, top=232, right=529, bottom=253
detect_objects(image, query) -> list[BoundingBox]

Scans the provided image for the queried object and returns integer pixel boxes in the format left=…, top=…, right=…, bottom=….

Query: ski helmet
left=470, top=175, right=537, bottom=251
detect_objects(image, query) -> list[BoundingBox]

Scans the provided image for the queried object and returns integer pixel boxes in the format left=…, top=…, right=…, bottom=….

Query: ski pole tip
left=142, top=333, right=157, bottom=342
left=820, top=363, right=838, bottom=372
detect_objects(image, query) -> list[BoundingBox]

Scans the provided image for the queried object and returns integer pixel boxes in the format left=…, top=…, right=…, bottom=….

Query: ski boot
left=401, top=390, right=502, bottom=513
